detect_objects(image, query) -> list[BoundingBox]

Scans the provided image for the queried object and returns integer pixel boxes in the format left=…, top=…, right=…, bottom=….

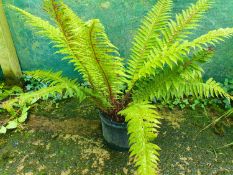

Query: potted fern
left=2, top=0, right=233, bottom=174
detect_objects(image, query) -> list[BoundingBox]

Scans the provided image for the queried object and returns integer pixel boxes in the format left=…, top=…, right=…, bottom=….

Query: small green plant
left=0, top=75, right=64, bottom=133
left=2, top=0, right=233, bottom=174
left=222, top=79, right=233, bottom=94
left=221, top=79, right=233, bottom=108
left=0, top=83, right=23, bottom=101
left=0, top=83, right=24, bottom=133
left=23, top=74, right=48, bottom=91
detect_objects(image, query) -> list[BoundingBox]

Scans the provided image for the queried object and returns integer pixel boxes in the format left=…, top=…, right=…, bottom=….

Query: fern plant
left=2, top=0, right=233, bottom=174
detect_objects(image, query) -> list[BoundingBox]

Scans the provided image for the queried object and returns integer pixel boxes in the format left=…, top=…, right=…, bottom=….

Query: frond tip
left=119, top=102, right=161, bottom=175
left=163, top=0, right=213, bottom=44
left=127, top=0, right=172, bottom=88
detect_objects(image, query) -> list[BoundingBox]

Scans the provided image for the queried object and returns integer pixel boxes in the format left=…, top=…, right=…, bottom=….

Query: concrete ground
left=0, top=99, right=232, bottom=175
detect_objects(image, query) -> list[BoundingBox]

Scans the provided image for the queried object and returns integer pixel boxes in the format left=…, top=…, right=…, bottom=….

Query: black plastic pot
left=99, top=112, right=129, bottom=151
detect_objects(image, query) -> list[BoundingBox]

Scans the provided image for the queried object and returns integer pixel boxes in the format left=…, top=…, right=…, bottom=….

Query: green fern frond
left=25, top=70, right=86, bottom=100
left=180, top=48, right=214, bottom=79
left=132, top=68, right=187, bottom=101
left=127, top=0, right=213, bottom=88
left=133, top=76, right=231, bottom=102
left=10, top=1, right=125, bottom=104
left=8, top=5, right=64, bottom=43
left=86, top=19, right=125, bottom=99
left=26, top=70, right=77, bottom=87
left=3, top=70, right=111, bottom=116
left=163, top=0, right=213, bottom=44
left=182, top=78, right=232, bottom=99
left=2, top=84, right=65, bottom=114
left=127, top=0, right=233, bottom=91
left=43, top=0, right=98, bottom=88
left=190, top=28, right=233, bottom=48
left=8, top=4, right=92, bottom=86
left=43, top=0, right=84, bottom=28
left=167, top=78, right=232, bottom=100
left=186, top=48, right=214, bottom=63
left=127, top=0, right=172, bottom=83
left=119, top=102, right=161, bottom=175
left=3, top=80, right=90, bottom=116
left=25, top=70, right=111, bottom=109
left=44, top=0, right=125, bottom=101
left=130, top=28, right=233, bottom=85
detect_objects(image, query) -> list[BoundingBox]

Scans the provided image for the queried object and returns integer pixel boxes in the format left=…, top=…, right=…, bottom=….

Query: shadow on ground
left=0, top=99, right=232, bottom=175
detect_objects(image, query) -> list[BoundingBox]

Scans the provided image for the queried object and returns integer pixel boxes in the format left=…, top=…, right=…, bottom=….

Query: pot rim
left=99, top=111, right=127, bottom=129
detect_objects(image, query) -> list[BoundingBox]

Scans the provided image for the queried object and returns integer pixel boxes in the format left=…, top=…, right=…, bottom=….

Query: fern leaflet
left=119, top=102, right=161, bottom=175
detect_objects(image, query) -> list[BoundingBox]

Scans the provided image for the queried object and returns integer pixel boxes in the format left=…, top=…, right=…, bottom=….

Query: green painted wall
left=3, top=0, right=233, bottom=81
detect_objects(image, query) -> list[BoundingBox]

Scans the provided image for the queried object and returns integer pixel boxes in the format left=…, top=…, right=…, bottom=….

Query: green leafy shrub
left=23, top=74, right=48, bottom=91
left=2, top=0, right=233, bottom=174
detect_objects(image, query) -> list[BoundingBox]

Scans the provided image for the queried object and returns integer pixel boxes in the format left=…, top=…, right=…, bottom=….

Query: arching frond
left=41, top=0, right=94, bottom=86
left=119, top=102, right=161, bottom=175
left=133, top=76, right=232, bottom=102
left=3, top=84, right=66, bottom=114
left=25, top=70, right=111, bottom=109
left=43, top=0, right=84, bottom=28
left=181, top=78, right=232, bottom=99
left=127, top=0, right=172, bottom=84
left=26, top=70, right=78, bottom=87
left=190, top=28, right=233, bottom=48
left=86, top=19, right=125, bottom=99
left=8, top=5, right=64, bottom=44
left=44, top=0, right=125, bottom=101
left=132, top=67, right=188, bottom=101
left=163, top=0, right=213, bottom=44
left=130, top=28, right=233, bottom=86
left=131, top=48, right=216, bottom=102
left=127, top=0, right=213, bottom=90
left=8, top=4, right=92, bottom=86
left=2, top=71, right=89, bottom=117
left=10, top=1, right=125, bottom=104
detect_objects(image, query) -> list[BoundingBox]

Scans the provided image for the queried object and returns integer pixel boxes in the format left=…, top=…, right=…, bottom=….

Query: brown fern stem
left=88, top=21, right=115, bottom=105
